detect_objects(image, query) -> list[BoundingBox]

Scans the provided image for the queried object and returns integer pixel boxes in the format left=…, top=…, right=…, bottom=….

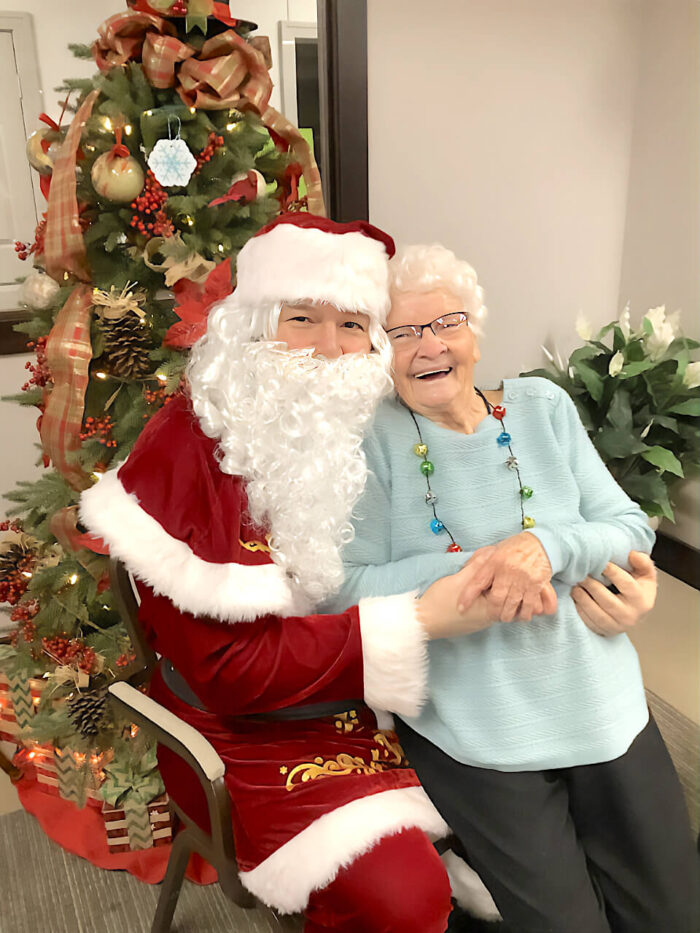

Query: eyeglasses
left=385, top=311, right=470, bottom=347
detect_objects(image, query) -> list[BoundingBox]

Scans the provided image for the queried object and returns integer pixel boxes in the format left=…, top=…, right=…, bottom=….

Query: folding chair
left=108, top=558, right=259, bottom=932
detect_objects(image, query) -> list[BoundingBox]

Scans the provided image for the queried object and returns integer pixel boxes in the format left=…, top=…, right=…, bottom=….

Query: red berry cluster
left=0, top=554, right=35, bottom=606
left=14, top=240, right=31, bottom=262
left=14, top=217, right=47, bottom=261
left=10, top=600, right=39, bottom=626
left=42, top=635, right=97, bottom=674
left=22, top=337, right=52, bottom=392
left=116, top=651, right=137, bottom=668
left=80, top=415, right=117, bottom=448
left=0, top=520, right=22, bottom=533
left=129, top=170, right=173, bottom=238
left=194, top=132, right=225, bottom=173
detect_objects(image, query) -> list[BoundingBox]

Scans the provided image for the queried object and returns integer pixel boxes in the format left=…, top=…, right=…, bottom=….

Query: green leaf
left=606, top=390, right=632, bottom=431
left=0, top=645, right=18, bottom=666
left=594, top=427, right=648, bottom=460
left=668, top=399, right=700, bottom=416
left=572, top=361, right=604, bottom=402
left=617, top=360, right=654, bottom=380
left=640, top=446, right=684, bottom=477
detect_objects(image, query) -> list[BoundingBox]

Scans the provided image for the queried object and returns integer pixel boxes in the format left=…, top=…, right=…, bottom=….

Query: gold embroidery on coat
left=282, top=732, right=408, bottom=791
left=239, top=538, right=271, bottom=553
left=334, top=710, right=360, bottom=733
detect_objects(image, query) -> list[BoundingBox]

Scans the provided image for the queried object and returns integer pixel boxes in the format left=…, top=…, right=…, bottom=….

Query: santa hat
left=234, top=213, right=396, bottom=325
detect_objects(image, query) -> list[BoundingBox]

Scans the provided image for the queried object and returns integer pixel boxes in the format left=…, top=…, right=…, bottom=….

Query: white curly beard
left=189, top=338, right=392, bottom=605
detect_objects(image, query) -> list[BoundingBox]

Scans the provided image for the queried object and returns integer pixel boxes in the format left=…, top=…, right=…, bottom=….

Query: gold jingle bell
left=413, top=443, right=428, bottom=458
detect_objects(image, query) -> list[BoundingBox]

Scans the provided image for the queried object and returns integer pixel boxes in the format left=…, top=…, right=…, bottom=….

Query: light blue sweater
left=324, top=377, right=655, bottom=771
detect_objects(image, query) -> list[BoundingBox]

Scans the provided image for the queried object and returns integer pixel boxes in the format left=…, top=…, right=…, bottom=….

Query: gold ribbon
left=40, top=286, right=95, bottom=492
left=43, top=90, right=100, bottom=283
left=93, top=11, right=325, bottom=214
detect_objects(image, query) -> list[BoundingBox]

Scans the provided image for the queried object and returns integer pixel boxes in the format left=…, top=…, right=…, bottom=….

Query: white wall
left=0, top=0, right=116, bottom=116
left=0, top=355, right=42, bottom=517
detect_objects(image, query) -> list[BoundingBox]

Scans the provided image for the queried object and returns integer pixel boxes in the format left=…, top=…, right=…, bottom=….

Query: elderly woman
left=326, top=245, right=700, bottom=933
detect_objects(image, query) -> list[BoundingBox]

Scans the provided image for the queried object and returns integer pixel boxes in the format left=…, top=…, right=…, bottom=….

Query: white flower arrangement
left=525, top=306, right=700, bottom=522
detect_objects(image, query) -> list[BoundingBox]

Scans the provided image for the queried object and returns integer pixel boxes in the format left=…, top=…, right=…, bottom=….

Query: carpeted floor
left=0, top=689, right=696, bottom=933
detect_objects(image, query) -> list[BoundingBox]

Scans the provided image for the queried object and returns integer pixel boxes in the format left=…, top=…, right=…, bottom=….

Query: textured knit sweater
left=324, top=377, right=655, bottom=771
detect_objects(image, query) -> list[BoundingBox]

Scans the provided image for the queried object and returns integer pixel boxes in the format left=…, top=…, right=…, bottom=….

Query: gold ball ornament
left=91, top=152, right=145, bottom=203
left=26, top=128, right=60, bottom=175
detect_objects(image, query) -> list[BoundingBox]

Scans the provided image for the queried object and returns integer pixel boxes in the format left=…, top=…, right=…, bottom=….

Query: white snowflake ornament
left=147, top=138, right=197, bottom=187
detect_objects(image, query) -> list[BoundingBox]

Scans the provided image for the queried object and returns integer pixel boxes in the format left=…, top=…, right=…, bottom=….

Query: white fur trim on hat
left=79, top=469, right=308, bottom=623
left=239, top=785, right=449, bottom=913
left=358, top=592, right=429, bottom=717
left=235, top=224, right=391, bottom=324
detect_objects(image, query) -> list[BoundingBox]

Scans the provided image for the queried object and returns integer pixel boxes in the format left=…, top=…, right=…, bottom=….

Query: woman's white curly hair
left=389, top=244, right=487, bottom=336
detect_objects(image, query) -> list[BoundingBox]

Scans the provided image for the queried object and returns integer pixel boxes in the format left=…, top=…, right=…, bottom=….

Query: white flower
left=575, top=314, right=593, bottom=340
left=683, top=361, right=700, bottom=389
left=643, top=305, right=680, bottom=360
left=618, top=304, right=631, bottom=338
left=609, top=351, right=624, bottom=377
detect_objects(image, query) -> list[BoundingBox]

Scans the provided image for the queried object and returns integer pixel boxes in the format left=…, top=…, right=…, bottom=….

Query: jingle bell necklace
left=408, top=388, right=535, bottom=553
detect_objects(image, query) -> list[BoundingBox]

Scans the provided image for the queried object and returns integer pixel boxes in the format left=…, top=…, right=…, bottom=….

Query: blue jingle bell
left=430, top=519, right=445, bottom=534
left=497, top=432, right=511, bottom=447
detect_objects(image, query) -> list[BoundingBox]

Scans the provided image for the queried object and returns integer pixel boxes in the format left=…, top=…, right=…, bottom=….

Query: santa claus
left=80, top=213, right=497, bottom=932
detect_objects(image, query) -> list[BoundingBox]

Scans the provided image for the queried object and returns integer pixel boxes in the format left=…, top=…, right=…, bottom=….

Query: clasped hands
left=417, top=533, right=657, bottom=640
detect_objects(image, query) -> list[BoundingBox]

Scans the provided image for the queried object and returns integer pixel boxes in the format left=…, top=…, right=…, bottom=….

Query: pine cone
left=67, top=687, right=109, bottom=738
left=100, top=312, right=152, bottom=379
left=0, top=543, right=32, bottom=580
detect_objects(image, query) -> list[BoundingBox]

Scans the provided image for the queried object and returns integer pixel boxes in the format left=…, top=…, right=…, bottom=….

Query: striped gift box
left=0, top=673, right=46, bottom=742
left=102, top=794, right=173, bottom=852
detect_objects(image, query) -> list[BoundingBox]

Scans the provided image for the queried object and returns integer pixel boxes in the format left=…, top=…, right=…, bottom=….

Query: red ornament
left=492, top=405, right=506, bottom=421
left=446, top=542, right=463, bottom=553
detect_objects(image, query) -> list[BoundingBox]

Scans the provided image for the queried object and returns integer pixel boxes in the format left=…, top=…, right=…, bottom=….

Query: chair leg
left=151, top=830, right=193, bottom=933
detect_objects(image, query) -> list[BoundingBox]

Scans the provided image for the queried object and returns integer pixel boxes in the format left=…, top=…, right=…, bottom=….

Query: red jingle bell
left=492, top=405, right=506, bottom=421
left=446, top=542, right=463, bottom=553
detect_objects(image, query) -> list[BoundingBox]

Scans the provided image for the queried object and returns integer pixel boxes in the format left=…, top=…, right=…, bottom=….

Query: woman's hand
left=456, top=534, right=555, bottom=622
left=571, top=551, right=657, bottom=636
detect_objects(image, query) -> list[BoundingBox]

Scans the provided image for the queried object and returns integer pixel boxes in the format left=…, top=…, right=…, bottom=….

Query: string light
left=226, top=123, right=236, bottom=131
left=32, top=696, right=41, bottom=706
left=130, top=724, right=139, bottom=737
left=218, top=244, right=225, bottom=252
left=156, top=372, right=168, bottom=383
left=124, top=125, right=133, bottom=135
left=95, top=372, right=107, bottom=380
left=102, top=116, right=113, bottom=132
left=68, top=573, right=79, bottom=585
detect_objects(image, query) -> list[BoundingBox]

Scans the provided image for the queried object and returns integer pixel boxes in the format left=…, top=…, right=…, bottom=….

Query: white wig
left=389, top=244, right=487, bottom=336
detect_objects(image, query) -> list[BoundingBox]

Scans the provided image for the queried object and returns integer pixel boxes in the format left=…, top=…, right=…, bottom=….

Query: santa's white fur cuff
left=358, top=592, right=428, bottom=717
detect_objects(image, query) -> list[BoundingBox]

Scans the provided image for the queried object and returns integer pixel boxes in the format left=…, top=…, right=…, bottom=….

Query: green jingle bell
left=413, top=443, right=428, bottom=458
left=420, top=460, right=435, bottom=476
left=520, top=486, right=534, bottom=499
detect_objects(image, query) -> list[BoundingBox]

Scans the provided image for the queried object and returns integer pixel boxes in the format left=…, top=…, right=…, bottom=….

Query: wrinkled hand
left=571, top=551, right=657, bottom=636
left=457, top=534, right=556, bottom=622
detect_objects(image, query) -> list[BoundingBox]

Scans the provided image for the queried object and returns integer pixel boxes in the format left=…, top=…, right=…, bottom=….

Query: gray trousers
left=396, top=716, right=700, bottom=933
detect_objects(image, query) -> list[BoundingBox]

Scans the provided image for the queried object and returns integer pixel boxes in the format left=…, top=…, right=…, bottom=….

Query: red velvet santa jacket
left=80, top=394, right=446, bottom=913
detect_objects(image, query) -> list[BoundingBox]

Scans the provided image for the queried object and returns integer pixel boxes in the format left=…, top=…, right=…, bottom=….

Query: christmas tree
left=0, top=0, right=322, bottom=859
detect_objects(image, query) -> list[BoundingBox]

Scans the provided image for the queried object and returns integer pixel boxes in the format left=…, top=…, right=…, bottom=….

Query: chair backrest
left=109, top=558, right=157, bottom=686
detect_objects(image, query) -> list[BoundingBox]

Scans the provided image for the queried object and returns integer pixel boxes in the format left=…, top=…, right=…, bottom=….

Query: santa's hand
left=457, top=534, right=555, bottom=622
left=417, top=568, right=495, bottom=640
left=572, top=551, right=657, bottom=636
